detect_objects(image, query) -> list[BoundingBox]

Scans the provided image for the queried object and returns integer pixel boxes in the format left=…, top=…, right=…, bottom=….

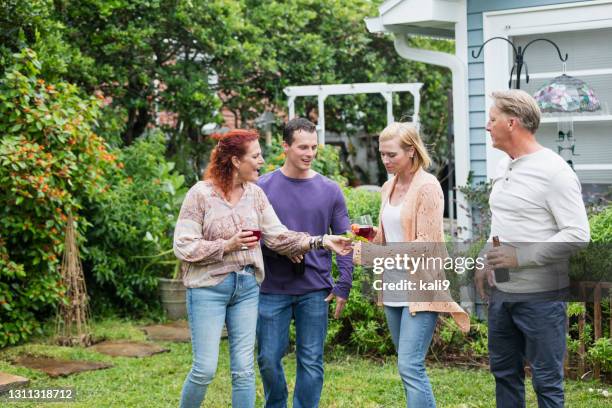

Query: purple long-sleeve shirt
left=257, top=169, right=353, bottom=298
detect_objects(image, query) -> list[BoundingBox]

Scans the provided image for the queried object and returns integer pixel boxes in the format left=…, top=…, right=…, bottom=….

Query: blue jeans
left=384, top=306, right=438, bottom=408
left=488, top=290, right=567, bottom=408
left=257, top=290, right=329, bottom=408
left=180, top=271, right=259, bottom=408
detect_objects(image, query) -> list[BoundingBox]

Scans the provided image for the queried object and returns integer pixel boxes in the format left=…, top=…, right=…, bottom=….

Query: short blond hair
left=379, top=122, right=431, bottom=172
left=491, top=90, right=541, bottom=133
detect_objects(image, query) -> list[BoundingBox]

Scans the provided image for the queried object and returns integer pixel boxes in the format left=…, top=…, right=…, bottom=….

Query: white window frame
left=482, top=0, right=612, bottom=178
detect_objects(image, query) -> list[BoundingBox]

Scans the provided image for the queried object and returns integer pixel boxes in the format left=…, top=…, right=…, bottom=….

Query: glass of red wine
left=241, top=221, right=261, bottom=241
left=351, top=215, right=374, bottom=241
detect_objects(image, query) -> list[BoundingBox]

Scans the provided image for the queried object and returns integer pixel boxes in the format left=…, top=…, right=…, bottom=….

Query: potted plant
left=135, top=248, right=186, bottom=320
left=140, top=250, right=230, bottom=337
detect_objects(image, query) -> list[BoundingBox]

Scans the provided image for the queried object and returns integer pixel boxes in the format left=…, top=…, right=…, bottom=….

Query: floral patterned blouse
left=173, top=180, right=310, bottom=288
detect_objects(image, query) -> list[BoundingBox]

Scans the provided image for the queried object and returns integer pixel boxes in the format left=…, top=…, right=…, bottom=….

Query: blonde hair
left=379, top=122, right=431, bottom=172
left=491, top=90, right=541, bottom=133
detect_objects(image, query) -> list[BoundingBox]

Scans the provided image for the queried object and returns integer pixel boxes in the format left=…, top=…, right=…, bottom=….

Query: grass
left=0, top=318, right=610, bottom=407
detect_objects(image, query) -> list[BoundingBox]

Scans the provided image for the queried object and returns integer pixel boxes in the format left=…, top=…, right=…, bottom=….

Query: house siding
left=466, top=0, right=589, bottom=184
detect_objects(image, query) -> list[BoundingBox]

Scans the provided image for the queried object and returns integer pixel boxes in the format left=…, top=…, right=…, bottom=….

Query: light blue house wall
left=466, top=0, right=589, bottom=184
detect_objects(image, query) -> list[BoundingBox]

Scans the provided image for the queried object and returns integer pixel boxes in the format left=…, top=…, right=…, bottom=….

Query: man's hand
left=474, top=265, right=495, bottom=302
left=323, top=235, right=353, bottom=256
left=288, top=254, right=304, bottom=263
left=324, top=292, right=347, bottom=319
left=486, top=245, right=518, bottom=269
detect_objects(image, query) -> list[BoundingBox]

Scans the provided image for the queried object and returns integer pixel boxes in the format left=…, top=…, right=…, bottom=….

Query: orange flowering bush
left=0, top=49, right=117, bottom=346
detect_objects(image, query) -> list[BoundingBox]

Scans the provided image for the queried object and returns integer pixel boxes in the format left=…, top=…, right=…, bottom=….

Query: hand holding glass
left=351, top=215, right=375, bottom=241
left=240, top=219, right=261, bottom=241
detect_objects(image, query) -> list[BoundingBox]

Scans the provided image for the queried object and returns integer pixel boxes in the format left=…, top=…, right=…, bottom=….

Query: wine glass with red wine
left=241, top=220, right=261, bottom=241
left=351, top=215, right=375, bottom=241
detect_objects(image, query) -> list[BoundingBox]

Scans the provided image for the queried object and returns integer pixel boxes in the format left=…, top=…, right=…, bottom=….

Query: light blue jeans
left=180, top=270, right=259, bottom=408
left=384, top=306, right=438, bottom=408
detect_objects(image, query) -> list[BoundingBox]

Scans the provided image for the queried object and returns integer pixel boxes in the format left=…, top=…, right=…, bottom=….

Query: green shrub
left=452, top=181, right=612, bottom=368
left=589, top=205, right=612, bottom=243
left=588, top=337, right=612, bottom=373
left=0, top=49, right=116, bottom=346
left=457, top=172, right=492, bottom=241
left=570, top=203, right=612, bottom=282
left=431, top=316, right=488, bottom=358
left=343, top=186, right=381, bottom=225
left=0, top=50, right=187, bottom=343
left=566, top=205, right=612, bottom=378
left=83, top=130, right=186, bottom=316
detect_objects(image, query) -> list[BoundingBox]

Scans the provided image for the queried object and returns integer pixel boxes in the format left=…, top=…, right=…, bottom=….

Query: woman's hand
left=352, top=241, right=362, bottom=265
left=322, top=235, right=353, bottom=256
left=224, top=231, right=260, bottom=253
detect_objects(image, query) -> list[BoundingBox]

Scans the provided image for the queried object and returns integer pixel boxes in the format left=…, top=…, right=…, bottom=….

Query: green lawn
left=0, top=319, right=609, bottom=407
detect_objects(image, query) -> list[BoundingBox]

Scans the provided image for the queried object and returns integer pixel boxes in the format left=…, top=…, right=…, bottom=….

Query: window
left=513, top=28, right=612, bottom=185
left=482, top=0, right=612, bottom=189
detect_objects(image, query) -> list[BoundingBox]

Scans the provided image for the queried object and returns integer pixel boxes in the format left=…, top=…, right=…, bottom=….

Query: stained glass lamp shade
left=532, top=74, right=602, bottom=170
left=533, top=74, right=601, bottom=113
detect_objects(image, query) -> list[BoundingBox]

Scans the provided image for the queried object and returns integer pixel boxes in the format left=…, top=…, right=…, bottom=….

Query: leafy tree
left=53, top=0, right=245, bottom=148
left=220, top=1, right=453, bottom=182
left=0, top=0, right=94, bottom=81
left=4, top=0, right=454, bottom=184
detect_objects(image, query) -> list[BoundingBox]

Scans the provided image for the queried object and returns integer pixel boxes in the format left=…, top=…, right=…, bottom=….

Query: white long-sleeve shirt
left=488, top=147, right=590, bottom=293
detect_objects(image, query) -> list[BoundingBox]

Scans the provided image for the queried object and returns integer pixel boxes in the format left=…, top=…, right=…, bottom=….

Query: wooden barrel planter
left=158, top=278, right=187, bottom=320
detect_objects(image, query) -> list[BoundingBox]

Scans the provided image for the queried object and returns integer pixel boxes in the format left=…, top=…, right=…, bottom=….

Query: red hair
left=204, top=129, right=259, bottom=198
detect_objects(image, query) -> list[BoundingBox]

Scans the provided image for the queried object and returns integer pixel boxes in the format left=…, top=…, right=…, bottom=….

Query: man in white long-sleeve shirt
left=475, top=90, right=590, bottom=408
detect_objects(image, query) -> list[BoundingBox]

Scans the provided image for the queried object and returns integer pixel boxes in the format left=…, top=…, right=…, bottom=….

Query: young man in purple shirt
left=257, top=118, right=353, bottom=408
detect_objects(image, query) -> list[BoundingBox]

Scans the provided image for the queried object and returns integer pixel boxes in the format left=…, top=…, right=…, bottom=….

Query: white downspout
left=393, top=34, right=472, bottom=240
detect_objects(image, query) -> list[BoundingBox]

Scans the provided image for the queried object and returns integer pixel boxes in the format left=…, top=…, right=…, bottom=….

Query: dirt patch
left=142, top=321, right=190, bottom=342
left=89, top=341, right=169, bottom=358
left=428, top=353, right=489, bottom=369
left=0, top=372, right=30, bottom=392
left=11, top=355, right=112, bottom=378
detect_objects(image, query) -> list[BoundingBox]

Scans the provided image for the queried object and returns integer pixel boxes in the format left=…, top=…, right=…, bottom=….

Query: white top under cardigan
left=381, top=198, right=409, bottom=307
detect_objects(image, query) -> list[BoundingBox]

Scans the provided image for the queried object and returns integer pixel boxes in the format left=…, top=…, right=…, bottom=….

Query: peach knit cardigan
left=354, top=168, right=470, bottom=333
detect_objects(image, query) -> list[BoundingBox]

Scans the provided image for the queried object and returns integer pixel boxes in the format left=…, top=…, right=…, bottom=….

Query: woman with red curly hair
left=173, top=129, right=351, bottom=408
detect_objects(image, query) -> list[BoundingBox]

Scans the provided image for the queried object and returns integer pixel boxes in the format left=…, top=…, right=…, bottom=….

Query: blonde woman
left=354, top=122, right=469, bottom=407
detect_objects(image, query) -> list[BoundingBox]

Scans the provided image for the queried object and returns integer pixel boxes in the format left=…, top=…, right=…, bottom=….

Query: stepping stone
left=90, top=340, right=169, bottom=358
left=11, top=355, right=112, bottom=378
left=142, top=321, right=191, bottom=342
left=142, top=321, right=228, bottom=342
left=0, top=372, right=29, bottom=392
